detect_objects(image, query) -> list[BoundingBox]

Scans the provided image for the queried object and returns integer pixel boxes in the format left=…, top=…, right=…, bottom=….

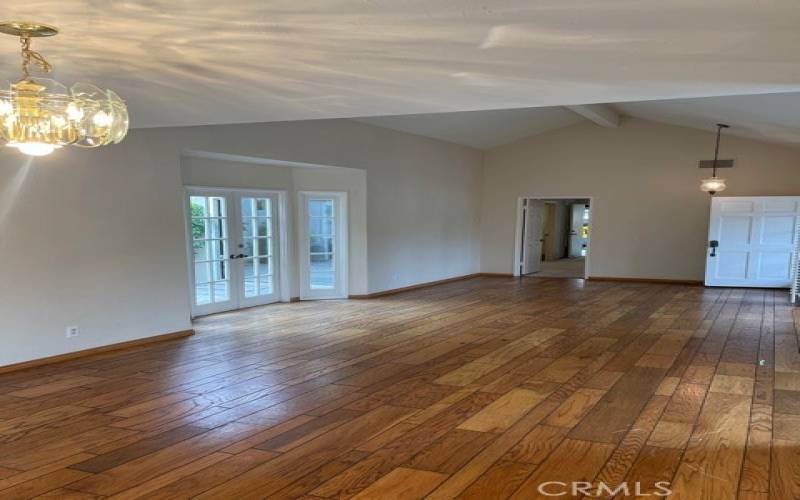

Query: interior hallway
left=0, top=277, right=797, bottom=498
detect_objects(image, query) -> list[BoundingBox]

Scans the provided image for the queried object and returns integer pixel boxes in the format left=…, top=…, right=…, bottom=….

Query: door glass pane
left=310, top=236, right=333, bottom=253
left=258, top=275, right=272, bottom=293
left=310, top=217, right=334, bottom=235
left=190, top=196, right=208, bottom=217
left=195, top=283, right=211, bottom=305
left=192, top=219, right=208, bottom=240
left=257, top=238, right=270, bottom=256
left=256, top=219, right=271, bottom=237
left=241, top=196, right=275, bottom=298
left=310, top=200, right=333, bottom=217
left=194, top=262, right=210, bottom=284
left=243, top=257, right=257, bottom=298
left=256, top=199, right=271, bottom=217
left=192, top=240, right=209, bottom=262
left=213, top=281, right=229, bottom=301
left=209, top=197, right=226, bottom=217
left=212, top=260, right=228, bottom=281
left=310, top=253, right=334, bottom=289
left=307, top=197, right=336, bottom=291
left=210, top=239, right=228, bottom=261
left=190, top=195, right=231, bottom=306
left=209, top=218, right=227, bottom=239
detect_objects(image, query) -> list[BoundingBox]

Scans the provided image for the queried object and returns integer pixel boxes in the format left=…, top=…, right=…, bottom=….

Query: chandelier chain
left=20, top=34, right=53, bottom=80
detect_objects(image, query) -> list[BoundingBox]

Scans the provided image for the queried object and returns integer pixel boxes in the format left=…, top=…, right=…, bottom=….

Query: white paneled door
left=705, top=196, right=800, bottom=288
left=187, top=189, right=282, bottom=316
left=298, top=192, right=348, bottom=299
left=521, top=200, right=544, bottom=274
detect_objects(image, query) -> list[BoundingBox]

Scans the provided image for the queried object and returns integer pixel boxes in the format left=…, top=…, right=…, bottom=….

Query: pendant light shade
left=699, top=123, right=730, bottom=195
left=700, top=176, right=726, bottom=194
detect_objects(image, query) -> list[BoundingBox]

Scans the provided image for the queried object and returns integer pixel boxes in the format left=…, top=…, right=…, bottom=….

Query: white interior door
left=522, top=200, right=544, bottom=274
left=299, top=192, right=348, bottom=299
left=705, top=196, right=800, bottom=288
left=187, top=189, right=282, bottom=316
left=569, top=203, right=590, bottom=258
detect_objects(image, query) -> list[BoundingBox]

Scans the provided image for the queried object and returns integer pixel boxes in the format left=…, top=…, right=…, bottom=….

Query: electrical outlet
left=65, top=326, right=79, bottom=338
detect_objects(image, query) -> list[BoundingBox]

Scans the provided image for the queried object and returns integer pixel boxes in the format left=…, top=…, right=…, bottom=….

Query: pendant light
left=0, top=21, right=128, bottom=157
left=699, top=124, right=730, bottom=195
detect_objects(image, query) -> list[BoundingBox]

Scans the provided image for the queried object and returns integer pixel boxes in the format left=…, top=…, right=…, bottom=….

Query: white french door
left=187, top=188, right=282, bottom=316
left=298, top=192, right=348, bottom=299
left=705, top=196, right=800, bottom=288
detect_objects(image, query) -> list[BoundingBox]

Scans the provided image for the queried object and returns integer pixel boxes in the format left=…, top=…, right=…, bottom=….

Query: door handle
left=709, top=240, right=719, bottom=257
left=229, top=254, right=250, bottom=259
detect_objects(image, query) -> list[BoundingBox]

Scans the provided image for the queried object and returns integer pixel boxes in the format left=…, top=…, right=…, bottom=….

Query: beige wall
left=0, top=119, right=482, bottom=366
left=481, top=118, right=800, bottom=279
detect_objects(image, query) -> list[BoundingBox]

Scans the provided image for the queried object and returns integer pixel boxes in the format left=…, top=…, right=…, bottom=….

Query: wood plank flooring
left=0, top=277, right=798, bottom=499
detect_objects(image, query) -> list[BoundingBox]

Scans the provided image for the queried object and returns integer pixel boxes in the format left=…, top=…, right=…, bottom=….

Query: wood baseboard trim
left=587, top=276, right=704, bottom=286
left=0, top=329, right=195, bottom=374
left=349, top=272, right=512, bottom=299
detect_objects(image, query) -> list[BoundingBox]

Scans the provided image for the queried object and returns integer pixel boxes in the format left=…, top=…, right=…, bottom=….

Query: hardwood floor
left=0, top=277, right=798, bottom=499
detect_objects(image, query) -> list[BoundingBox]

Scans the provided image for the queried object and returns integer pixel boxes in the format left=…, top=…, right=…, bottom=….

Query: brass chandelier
left=0, top=21, right=128, bottom=156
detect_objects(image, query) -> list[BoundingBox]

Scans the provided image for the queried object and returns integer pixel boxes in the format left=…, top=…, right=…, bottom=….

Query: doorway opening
left=514, top=197, right=591, bottom=279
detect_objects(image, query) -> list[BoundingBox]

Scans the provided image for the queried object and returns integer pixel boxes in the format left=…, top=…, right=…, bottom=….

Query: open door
left=521, top=200, right=544, bottom=274
left=705, top=196, right=800, bottom=287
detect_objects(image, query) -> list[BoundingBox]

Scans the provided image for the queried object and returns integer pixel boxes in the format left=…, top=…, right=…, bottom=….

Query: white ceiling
left=3, top=1, right=800, bottom=128
left=351, top=92, right=800, bottom=150
left=356, top=107, right=583, bottom=149
left=614, top=93, right=800, bottom=146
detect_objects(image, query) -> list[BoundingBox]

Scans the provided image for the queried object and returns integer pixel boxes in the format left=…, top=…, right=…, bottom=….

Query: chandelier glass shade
left=0, top=21, right=128, bottom=156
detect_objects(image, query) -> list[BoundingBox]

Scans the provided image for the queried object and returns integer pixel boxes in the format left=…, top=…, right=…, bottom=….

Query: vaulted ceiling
left=354, top=92, right=800, bottom=150
left=3, top=0, right=800, bottom=129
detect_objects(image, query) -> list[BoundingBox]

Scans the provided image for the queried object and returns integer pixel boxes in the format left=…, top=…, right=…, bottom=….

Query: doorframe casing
left=512, top=196, right=594, bottom=279
left=184, top=186, right=291, bottom=318
left=297, top=191, right=349, bottom=300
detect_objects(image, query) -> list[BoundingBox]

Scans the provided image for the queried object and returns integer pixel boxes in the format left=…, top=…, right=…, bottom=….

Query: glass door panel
left=238, top=195, right=279, bottom=307
left=189, top=194, right=234, bottom=315
left=309, top=199, right=335, bottom=289
left=299, top=192, right=347, bottom=299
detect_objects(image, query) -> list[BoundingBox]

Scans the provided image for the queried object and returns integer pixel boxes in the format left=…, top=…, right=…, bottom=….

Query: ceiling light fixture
left=0, top=21, right=128, bottom=157
left=699, top=123, right=732, bottom=195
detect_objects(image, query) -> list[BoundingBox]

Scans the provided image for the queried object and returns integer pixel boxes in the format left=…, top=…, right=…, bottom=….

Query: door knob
left=709, top=240, right=719, bottom=257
